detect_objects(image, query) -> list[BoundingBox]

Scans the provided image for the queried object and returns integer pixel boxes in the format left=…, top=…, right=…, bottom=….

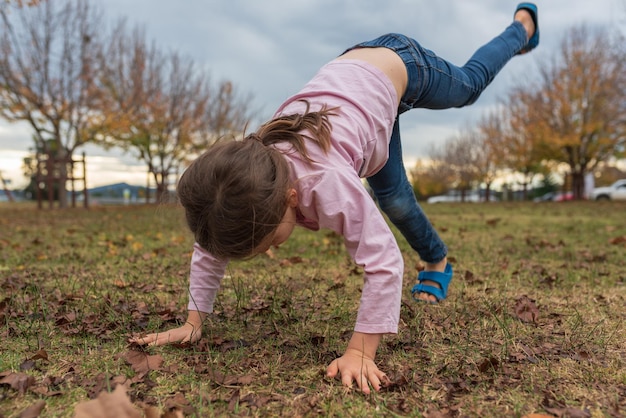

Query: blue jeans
left=348, top=22, right=527, bottom=263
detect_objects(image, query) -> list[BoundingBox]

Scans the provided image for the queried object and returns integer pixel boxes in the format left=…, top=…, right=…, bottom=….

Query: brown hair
left=178, top=100, right=337, bottom=259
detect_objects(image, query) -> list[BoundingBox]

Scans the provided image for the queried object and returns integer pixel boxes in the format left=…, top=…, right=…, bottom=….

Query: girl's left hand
left=326, top=348, right=390, bottom=394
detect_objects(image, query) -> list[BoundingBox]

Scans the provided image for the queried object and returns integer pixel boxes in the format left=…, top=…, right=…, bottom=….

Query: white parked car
left=591, top=179, right=626, bottom=201
left=427, top=191, right=496, bottom=203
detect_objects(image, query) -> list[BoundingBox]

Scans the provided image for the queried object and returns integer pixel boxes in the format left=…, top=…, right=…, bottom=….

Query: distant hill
left=88, top=182, right=155, bottom=198
left=1, top=182, right=170, bottom=204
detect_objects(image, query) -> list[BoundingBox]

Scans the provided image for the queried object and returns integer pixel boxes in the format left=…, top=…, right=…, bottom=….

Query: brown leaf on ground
left=30, top=349, right=48, bottom=361
left=0, top=371, right=35, bottom=394
left=218, top=339, right=250, bottom=352
left=514, top=295, right=539, bottom=323
left=163, top=392, right=194, bottom=415
left=478, top=356, right=500, bottom=373
left=424, top=408, right=455, bottom=418
left=74, top=385, right=141, bottom=418
left=122, top=350, right=164, bottom=375
left=0, top=297, right=7, bottom=321
left=240, top=392, right=273, bottom=409
left=19, top=359, right=37, bottom=371
left=161, top=409, right=184, bottom=418
left=19, top=349, right=50, bottom=371
left=209, top=369, right=254, bottom=386
left=462, top=269, right=483, bottom=285
left=486, top=217, right=501, bottom=226
left=139, top=405, right=161, bottom=418
left=383, top=371, right=410, bottom=392
left=609, top=235, right=626, bottom=245
left=279, top=256, right=304, bottom=267
left=228, top=389, right=241, bottom=412
left=544, top=406, right=591, bottom=417
left=18, top=399, right=46, bottom=418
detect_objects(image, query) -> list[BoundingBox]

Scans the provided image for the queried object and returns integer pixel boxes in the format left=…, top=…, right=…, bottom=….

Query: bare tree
left=472, top=115, right=504, bottom=201
left=513, top=25, right=626, bottom=199
left=428, top=131, right=483, bottom=201
left=2, top=1, right=41, bottom=8
left=201, top=80, right=254, bottom=147
left=0, top=0, right=104, bottom=207
left=99, top=22, right=253, bottom=203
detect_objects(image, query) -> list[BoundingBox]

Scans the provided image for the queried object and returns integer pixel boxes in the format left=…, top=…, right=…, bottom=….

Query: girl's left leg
left=366, top=118, right=447, bottom=265
left=367, top=118, right=449, bottom=302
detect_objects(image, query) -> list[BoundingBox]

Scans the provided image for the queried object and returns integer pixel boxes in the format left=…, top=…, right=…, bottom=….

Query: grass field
left=1, top=201, right=625, bottom=417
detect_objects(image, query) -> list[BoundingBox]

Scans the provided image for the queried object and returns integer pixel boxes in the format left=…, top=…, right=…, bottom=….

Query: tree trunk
left=571, top=170, right=585, bottom=200
left=484, top=183, right=492, bottom=202
left=151, top=169, right=169, bottom=204
left=55, top=149, right=71, bottom=208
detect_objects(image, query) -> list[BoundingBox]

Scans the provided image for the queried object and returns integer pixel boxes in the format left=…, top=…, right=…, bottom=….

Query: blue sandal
left=516, top=2, right=540, bottom=54
left=411, top=263, right=453, bottom=304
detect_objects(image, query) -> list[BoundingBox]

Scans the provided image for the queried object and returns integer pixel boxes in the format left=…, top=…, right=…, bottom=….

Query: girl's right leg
left=400, top=20, right=529, bottom=111
left=348, top=20, right=529, bottom=115
left=360, top=13, right=535, bottom=301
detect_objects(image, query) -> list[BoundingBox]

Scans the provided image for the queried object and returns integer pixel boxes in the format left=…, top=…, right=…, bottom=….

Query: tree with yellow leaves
left=511, top=25, right=625, bottom=199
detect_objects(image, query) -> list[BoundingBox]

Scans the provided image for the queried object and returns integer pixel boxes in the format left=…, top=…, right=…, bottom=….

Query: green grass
left=1, top=201, right=625, bottom=417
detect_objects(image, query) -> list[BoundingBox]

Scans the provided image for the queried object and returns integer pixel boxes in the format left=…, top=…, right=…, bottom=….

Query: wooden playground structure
left=34, top=151, right=89, bottom=209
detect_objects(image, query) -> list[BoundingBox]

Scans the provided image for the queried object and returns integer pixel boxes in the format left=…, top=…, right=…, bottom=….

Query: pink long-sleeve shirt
left=188, top=59, right=404, bottom=334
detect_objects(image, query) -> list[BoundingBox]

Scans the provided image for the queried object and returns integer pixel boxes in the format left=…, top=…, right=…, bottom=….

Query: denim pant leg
left=401, top=21, right=528, bottom=111
left=367, top=119, right=447, bottom=264
left=362, top=22, right=527, bottom=263
left=347, top=22, right=527, bottom=112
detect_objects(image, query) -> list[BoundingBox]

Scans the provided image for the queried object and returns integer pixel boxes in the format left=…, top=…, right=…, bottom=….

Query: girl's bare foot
left=514, top=9, right=536, bottom=40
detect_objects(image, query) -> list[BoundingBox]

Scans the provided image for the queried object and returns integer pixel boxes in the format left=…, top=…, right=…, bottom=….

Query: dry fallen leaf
left=31, top=349, right=49, bottom=361
left=0, top=371, right=35, bottom=394
left=18, top=399, right=46, bottom=418
left=163, top=392, right=193, bottom=415
left=478, top=356, right=500, bottom=373
left=486, top=217, right=501, bottom=226
left=609, top=235, right=626, bottom=245
left=123, top=350, right=164, bottom=375
left=544, top=406, right=591, bottom=418
left=514, top=295, right=539, bottom=323
left=228, top=389, right=241, bottom=412
left=162, top=410, right=184, bottom=418
left=74, top=385, right=141, bottom=418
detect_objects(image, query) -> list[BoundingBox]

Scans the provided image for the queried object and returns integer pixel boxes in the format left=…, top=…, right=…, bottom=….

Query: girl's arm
left=132, top=243, right=227, bottom=346
left=187, top=243, right=229, bottom=313
left=297, top=169, right=403, bottom=391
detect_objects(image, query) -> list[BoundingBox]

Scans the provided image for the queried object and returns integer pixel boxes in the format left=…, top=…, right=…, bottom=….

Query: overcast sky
left=1, top=0, right=624, bottom=188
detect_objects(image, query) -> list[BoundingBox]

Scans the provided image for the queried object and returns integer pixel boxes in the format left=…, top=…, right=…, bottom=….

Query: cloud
left=0, top=121, right=34, bottom=151
left=0, top=0, right=623, bottom=187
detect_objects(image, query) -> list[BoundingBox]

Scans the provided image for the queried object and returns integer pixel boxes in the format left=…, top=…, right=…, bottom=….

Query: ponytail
left=251, top=100, right=337, bottom=162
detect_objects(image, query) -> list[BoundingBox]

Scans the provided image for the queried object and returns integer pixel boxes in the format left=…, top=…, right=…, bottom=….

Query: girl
left=133, top=3, right=539, bottom=394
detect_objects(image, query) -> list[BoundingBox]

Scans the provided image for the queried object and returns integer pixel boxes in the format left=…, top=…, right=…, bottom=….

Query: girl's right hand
left=130, top=310, right=206, bottom=346
left=130, top=322, right=202, bottom=346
